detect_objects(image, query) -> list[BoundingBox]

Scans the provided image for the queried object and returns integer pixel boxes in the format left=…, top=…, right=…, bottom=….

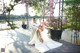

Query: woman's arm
left=43, top=21, right=53, bottom=29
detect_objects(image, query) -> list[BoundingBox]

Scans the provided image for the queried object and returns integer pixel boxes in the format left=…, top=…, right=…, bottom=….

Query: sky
left=0, top=0, right=59, bottom=16
left=11, top=3, right=27, bottom=15
left=11, top=4, right=36, bottom=16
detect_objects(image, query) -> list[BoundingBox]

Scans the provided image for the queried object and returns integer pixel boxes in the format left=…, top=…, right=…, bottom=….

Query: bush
left=0, top=28, right=11, bottom=31
left=11, top=24, right=19, bottom=29
left=48, top=17, right=59, bottom=30
left=0, top=20, right=5, bottom=23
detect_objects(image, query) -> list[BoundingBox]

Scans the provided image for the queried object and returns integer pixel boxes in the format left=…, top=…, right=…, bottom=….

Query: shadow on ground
left=6, top=30, right=34, bottom=53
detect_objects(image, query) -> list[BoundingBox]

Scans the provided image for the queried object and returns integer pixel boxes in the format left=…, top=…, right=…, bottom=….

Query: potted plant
left=22, top=21, right=27, bottom=29
left=48, top=17, right=62, bottom=41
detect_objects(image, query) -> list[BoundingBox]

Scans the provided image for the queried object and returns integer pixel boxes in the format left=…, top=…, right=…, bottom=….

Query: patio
left=0, top=28, right=39, bottom=53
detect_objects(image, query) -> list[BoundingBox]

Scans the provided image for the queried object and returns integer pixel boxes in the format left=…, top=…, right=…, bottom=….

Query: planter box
left=50, top=29, right=62, bottom=41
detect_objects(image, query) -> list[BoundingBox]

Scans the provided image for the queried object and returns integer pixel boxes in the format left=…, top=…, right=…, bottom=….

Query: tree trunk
left=7, top=12, right=14, bottom=29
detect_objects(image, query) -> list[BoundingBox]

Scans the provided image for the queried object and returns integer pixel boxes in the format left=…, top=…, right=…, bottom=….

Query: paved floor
left=0, top=28, right=39, bottom=53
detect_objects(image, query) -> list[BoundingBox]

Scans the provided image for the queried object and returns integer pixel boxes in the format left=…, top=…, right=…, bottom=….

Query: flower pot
left=22, top=24, right=26, bottom=29
left=50, top=29, right=62, bottom=41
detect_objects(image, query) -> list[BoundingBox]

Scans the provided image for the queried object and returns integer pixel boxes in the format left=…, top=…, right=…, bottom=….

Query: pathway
left=0, top=28, right=38, bottom=53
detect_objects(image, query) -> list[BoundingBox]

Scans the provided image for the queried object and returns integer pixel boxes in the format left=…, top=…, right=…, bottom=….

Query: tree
left=63, top=0, right=80, bottom=30
left=3, top=0, right=21, bottom=29
left=21, top=0, right=47, bottom=28
left=3, top=0, right=47, bottom=29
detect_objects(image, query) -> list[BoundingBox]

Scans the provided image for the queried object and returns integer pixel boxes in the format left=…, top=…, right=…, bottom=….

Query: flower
left=47, top=17, right=59, bottom=30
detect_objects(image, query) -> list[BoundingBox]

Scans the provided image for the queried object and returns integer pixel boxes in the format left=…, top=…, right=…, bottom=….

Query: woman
left=28, top=18, right=39, bottom=45
left=31, top=18, right=39, bottom=34
left=29, top=20, right=63, bottom=52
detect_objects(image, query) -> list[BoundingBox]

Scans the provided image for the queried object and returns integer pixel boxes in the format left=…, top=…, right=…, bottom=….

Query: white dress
left=30, top=22, right=39, bottom=40
left=29, top=28, right=63, bottom=52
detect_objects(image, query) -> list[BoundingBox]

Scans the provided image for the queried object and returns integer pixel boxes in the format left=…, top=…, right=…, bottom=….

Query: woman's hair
left=33, top=18, right=37, bottom=23
left=37, top=26, right=44, bottom=43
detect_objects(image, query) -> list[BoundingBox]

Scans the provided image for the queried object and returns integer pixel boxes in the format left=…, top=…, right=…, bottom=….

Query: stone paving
left=0, top=28, right=39, bottom=53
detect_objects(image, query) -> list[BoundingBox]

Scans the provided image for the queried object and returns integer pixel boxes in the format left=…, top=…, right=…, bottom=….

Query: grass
left=0, top=25, right=19, bottom=31
left=0, top=28, right=11, bottom=31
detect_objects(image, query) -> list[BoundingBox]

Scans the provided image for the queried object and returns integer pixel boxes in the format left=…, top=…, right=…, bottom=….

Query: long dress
left=29, top=28, right=63, bottom=52
left=30, top=22, right=39, bottom=41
